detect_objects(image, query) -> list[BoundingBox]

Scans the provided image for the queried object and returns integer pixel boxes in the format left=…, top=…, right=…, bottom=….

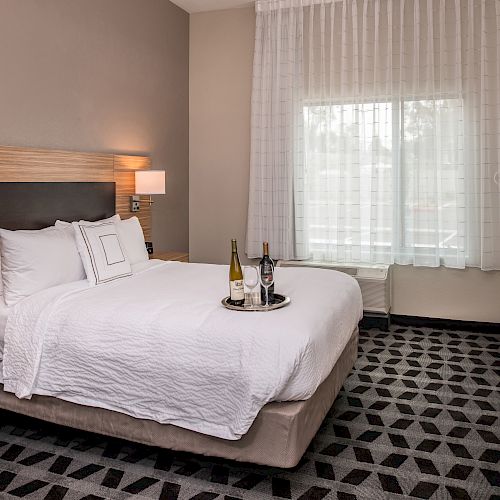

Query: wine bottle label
left=230, top=280, right=244, bottom=301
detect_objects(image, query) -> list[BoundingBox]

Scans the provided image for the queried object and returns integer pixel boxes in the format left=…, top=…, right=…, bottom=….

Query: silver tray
left=221, top=293, right=291, bottom=312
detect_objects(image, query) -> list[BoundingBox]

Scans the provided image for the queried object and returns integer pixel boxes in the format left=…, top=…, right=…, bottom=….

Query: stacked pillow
left=0, top=215, right=148, bottom=306
left=57, top=215, right=130, bottom=287
left=0, top=225, right=86, bottom=306
left=116, top=217, right=150, bottom=266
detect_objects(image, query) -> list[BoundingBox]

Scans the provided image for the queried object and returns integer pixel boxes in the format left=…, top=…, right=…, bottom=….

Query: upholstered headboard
left=0, top=182, right=115, bottom=230
left=0, top=146, right=151, bottom=238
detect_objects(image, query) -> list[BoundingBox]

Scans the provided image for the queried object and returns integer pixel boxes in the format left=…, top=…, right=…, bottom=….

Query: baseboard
left=360, top=313, right=391, bottom=331
left=391, top=314, right=500, bottom=334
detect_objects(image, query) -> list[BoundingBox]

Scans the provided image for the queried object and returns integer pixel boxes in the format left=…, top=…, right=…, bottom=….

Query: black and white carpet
left=0, top=325, right=498, bottom=499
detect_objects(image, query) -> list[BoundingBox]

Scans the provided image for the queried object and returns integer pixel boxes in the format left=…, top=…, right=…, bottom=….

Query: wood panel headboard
left=0, top=146, right=151, bottom=240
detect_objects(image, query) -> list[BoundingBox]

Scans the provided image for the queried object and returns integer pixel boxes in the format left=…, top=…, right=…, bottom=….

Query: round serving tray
left=221, top=293, right=291, bottom=312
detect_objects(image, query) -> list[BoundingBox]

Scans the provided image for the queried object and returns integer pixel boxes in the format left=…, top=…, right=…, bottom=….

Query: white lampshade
left=135, top=170, right=166, bottom=195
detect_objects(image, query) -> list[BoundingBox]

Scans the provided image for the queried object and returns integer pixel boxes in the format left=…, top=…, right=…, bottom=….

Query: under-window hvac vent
left=277, top=261, right=391, bottom=314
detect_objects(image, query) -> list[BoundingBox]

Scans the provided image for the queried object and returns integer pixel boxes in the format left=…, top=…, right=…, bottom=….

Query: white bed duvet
left=2, top=260, right=362, bottom=440
left=0, top=300, right=8, bottom=361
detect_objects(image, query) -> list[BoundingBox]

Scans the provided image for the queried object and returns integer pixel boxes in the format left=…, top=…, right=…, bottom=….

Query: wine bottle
left=229, top=239, right=244, bottom=306
left=260, top=241, right=275, bottom=305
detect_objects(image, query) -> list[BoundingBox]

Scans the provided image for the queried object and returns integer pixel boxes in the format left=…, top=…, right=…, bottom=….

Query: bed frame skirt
left=0, top=328, right=358, bottom=468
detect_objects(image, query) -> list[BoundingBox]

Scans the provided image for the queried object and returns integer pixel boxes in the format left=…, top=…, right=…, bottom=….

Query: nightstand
left=151, top=251, right=189, bottom=263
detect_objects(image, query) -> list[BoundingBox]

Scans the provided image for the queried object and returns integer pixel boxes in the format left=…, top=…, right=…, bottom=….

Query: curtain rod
left=255, top=0, right=479, bottom=12
left=256, top=0, right=349, bottom=12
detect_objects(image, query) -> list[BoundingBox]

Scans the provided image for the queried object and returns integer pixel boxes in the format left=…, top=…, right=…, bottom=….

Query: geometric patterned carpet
left=0, top=325, right=498, bottom=499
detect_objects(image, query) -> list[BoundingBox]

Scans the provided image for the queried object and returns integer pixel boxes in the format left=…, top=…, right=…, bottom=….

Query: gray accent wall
left=0, top=0, right=189, bottom=252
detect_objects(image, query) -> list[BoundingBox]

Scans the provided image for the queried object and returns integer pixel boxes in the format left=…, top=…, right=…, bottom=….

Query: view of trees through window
left=303, top=98, right=463, bottom=261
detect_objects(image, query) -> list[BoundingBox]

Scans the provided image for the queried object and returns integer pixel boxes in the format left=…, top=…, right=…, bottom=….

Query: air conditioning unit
left=277, top=260, right=391, bottom=315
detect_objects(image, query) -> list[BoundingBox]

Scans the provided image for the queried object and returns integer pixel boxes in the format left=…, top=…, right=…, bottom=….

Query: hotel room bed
left=0, top=327, right=358, bottom=468
left=0, top=261, right=361, bottom=467
left=0, top=161, right=362, bottom=468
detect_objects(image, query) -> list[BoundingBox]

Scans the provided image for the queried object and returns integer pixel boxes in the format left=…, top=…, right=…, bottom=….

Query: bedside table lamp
left=130, top=170, right=166, bottom=212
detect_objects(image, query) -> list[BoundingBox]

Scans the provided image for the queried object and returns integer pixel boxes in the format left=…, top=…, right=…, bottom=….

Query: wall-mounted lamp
left=130, top=170, right=166, bottom=212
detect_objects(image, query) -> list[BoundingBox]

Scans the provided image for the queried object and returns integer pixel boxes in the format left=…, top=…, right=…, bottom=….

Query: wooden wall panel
left=113, top=155, right=152, bottom=241
left=0, top=146, right=152, bottom=240
left=0, top=146, right=114, bottom=182
left=113, top=155, right=151, bottom=171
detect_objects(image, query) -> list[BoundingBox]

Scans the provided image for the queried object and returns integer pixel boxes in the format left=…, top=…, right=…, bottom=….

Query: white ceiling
left=170, top=0, right=253, bottom=13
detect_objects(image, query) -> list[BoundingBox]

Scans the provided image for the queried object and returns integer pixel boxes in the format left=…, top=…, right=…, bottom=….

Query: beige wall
left=0, top=0, right=189, bottom=252
left=392, top=265, right=500, bottom=323
left=190, top=7, right=255, bottom=264
left=190, top=6, right=500, bottom=323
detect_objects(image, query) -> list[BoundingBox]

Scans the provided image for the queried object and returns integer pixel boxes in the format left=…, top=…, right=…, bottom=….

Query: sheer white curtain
left=246, top=3, right=307, bottom=260
left=246, top=0, right=500, bottom=270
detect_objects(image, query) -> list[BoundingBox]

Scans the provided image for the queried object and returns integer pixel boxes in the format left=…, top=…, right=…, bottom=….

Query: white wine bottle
left=229, top=239, right=244, bottom=306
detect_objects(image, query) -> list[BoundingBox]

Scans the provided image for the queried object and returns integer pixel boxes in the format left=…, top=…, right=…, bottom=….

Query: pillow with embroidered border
left=72, top=218, right=131, bottom=286
left=58, top=215, right=147, bottom=267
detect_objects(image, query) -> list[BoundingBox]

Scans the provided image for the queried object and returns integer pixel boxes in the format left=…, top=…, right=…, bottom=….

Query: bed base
left=0, top=328, right=358, bottom=468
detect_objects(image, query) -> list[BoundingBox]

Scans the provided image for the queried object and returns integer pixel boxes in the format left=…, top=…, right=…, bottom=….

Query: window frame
left=302, top=93, right=464, bottom=263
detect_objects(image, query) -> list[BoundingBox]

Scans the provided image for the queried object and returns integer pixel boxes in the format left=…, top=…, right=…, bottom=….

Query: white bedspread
left=0, top=300, right=9, bottom=360
left=2, top=260, right=362, bottom=440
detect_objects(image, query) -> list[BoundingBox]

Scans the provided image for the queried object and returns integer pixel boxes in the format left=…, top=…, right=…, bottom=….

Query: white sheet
left=2, top=260, right=362, bottom=440
left=0, top=300, right=8, bottom=359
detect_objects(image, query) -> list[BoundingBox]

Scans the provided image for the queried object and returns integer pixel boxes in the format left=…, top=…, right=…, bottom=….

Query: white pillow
left=55, top=214, right=121, bottom=230
left=60, top=215, right=147, bottom=267
left=116, top=217, right=149, bottom=265
left=0, top=251, right=4, bottom=301
left=0, top=226, right=86, bottom=306
left=56, top=215, right=123, bottom=280
left=72, top=219, right=131, bottom=286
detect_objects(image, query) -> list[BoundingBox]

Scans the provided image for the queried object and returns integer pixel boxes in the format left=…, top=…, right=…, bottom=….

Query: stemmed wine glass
left=259, top=262, right=275, bottom=307
left=243, top=266, right=260, bottom=307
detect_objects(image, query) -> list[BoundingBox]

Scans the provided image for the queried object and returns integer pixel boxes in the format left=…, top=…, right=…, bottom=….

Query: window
left=248, top=0, right=498, bottom=269
left=302, top=97, right=464, bottom=266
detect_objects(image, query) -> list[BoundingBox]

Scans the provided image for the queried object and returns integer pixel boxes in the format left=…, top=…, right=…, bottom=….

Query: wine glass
left=260, top=262, right=275, bottom=307
left=243, top=266, right=260, bottom=307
